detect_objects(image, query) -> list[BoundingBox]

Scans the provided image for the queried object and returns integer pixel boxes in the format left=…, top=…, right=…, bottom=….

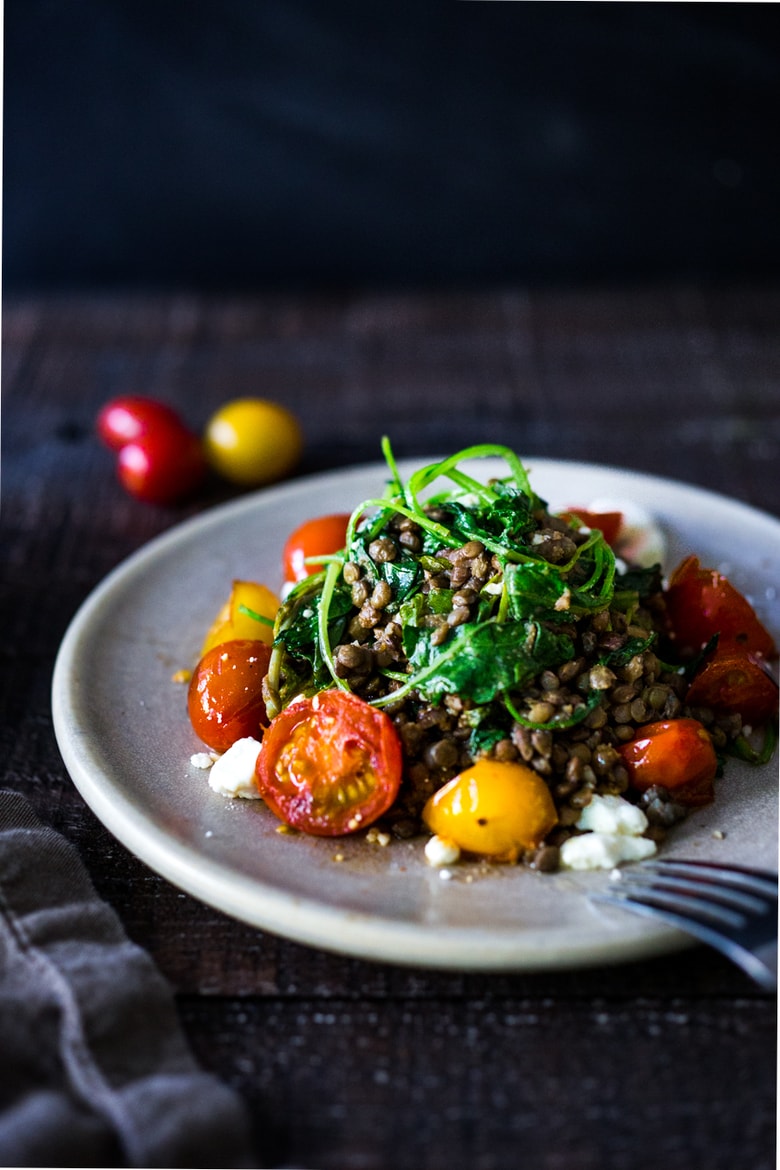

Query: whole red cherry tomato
left=665, top=555, right=777, bottom=660
left=188, top=639, right=272, bottom=752
left=617, top=718, right=718, bottom=807
left=685, top=652, right=779, bottom=726
left=255, top=690, right=403, bottom=835
left=117, top=427, right=206, bottom=504
left=96, top=396, right=187, bottom=450
left=562, top=508, right=623, bottom=547
left=282, top=514, right=351, bottom=583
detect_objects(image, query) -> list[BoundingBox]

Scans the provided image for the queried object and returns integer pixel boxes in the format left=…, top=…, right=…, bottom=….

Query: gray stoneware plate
left=52, top=457, right=780, bottom=971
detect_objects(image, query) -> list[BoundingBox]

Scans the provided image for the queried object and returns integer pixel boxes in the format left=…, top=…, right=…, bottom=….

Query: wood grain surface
left=2, top=285, right=778, bottom=1169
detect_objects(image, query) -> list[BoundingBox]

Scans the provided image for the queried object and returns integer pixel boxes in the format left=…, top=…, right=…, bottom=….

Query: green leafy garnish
left=267, top=439, right=653, bottom=745
left=237, top=603, right=275, bottom=628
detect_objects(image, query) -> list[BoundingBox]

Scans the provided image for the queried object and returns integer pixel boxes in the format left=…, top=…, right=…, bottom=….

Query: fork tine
left=602, top=885, right=750, bottom=931
left=648, top=859, right=778, bottom=900
left=615, top=871, right=771, bottom=918
left=591, top=859, right=778, bottom=990
left=592, top=888, right=778, bottom=990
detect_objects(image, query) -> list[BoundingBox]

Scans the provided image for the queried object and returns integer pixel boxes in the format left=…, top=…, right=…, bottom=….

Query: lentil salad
left=190, top=441, right=779, bottom=872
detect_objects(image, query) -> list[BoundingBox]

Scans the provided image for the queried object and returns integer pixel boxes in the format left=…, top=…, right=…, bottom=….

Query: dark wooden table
left=3, top=284, right=778, bottom=1170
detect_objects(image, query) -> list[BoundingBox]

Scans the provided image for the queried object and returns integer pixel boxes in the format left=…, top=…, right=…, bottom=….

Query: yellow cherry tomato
left=204, top=398, right=303, bottom=486
left=201, top=580, right=280, bottom=654
left=422, top=760, right=558, bottom=862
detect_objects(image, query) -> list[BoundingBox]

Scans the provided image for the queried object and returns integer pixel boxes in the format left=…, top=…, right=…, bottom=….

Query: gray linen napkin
left=0, top=790, right=256, bottom=1168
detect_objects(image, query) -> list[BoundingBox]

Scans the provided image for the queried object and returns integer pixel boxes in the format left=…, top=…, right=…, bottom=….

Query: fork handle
left=748, top=939, right=777, bottom=991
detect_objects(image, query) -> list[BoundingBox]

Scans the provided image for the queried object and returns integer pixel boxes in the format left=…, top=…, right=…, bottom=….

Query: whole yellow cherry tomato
left=422, top=759, right=558, bottom=861
left=201, top=580, right=280, bottom=653
left=204, top=398, right=303, bottom=486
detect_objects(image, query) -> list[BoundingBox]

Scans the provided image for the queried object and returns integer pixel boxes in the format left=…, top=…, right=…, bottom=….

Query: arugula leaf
left=730, top=722, right=778, bottom=766
left=402, top=619, right=574, bottom=705
left=276, top=582, right=352, bottom=660
left=440, top=486, right=535, bottom=551
left=237, top=603, right=275, bottom=628
left=379, top=555, right=421, bottom=600
left=614, top=563, right=663, bottom=599
left=427, top=588, right=455, bottom=615
left=469, top=723, right=510, bottom=757
left=504, top=561, right=570, bottom=621
left=602, top=632, right=657, bottom=668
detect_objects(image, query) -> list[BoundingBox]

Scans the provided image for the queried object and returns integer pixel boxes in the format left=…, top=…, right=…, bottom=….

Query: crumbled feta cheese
left=554, top=587, right=572, bottom=611
left=208, top=737, right=263, bottom=799
left=576, top=793, right=649, bottom=837
left=190, top=752, right=216, bottom=770
left=560, top=832, right=657, bottom=870
left=559, top=793, right=656, bottom=870
left=366, top=827, right=392, bottom=846
left=425, top=835, right=461, bottom=868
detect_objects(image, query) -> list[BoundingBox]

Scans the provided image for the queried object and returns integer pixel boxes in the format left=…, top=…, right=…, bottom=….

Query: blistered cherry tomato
left=96, top=396, right=187, bottom=450
left=203, top=398, right=303, bottom=487
left=117, top=426, right=206, bottom=504
left=422, top=759, right=558, bottom=861
left=617, top=718, right=718, bottom=807
left=685, top=652, right=779, bottom=726
left=255, top=690, right=403, bottom=836
left=188, top=639, right=272, bottom=752
left=282, top=514, right=351, bottom=583
left=665, top=555, right=777, bottom=660
left=563, top=508, right=624, bottom=547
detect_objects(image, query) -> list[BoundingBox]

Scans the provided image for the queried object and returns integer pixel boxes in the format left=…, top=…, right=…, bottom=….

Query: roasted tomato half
left=188, top=639, right=272, bottom=752
left=562, top=508, right=623, bottom=548
left=255, top=690, right=403, bottom=836
left=617, top=718, right=718, bottom=807
left=665, top=555, right=777, bottom=660
left=685, top=652, right=779, bottom=727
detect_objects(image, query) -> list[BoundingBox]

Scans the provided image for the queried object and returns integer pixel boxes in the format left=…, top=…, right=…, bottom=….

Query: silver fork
left=591, top=858, right=778, bottom=990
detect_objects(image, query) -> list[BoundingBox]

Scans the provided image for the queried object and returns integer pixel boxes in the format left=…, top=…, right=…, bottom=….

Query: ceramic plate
left=52, top=458, right=779, bottom=970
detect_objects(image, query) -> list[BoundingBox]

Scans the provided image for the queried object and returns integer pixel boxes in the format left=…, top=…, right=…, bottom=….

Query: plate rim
left=51, top=455, right=780, bottom=970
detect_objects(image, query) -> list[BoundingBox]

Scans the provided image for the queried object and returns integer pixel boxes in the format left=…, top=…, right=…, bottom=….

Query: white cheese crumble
left=560, top=832, right=657, bottom=870
left=559, top=793, right=657, bottom=870
left=575, top=793, right=649, bottom=837
left=424, top=835, right=461, bottom=868
left=190, top=752, right=216, bottom=770
left=207, top=736, right=263, bottom=799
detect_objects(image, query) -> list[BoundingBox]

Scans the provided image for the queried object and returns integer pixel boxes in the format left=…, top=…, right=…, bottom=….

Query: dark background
left=5, top=0, right=780, bottom=293
left=3, top=8, right=780, bottom=1168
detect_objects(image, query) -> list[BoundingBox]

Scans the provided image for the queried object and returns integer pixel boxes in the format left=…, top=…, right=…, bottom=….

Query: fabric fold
left=0, top=790, right=256, bottom=1168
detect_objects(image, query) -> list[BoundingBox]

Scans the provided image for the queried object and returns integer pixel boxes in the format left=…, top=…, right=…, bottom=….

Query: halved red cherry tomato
left=255, top=690, right=403, bottom=836
left=685, top=652, right=779, bottom=726
left=96, top=396, right=188, bottom=450
left=665, top=555, right=777, bottom=660
left=188, top=639, right=272, bottom=752
left=562, top=508, right=623, bottom=547
left=117, top=426, right=206, bottom=504
left=617, top=718, right=718, bottom=807
left=282, top=513, right=351, bottom=583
